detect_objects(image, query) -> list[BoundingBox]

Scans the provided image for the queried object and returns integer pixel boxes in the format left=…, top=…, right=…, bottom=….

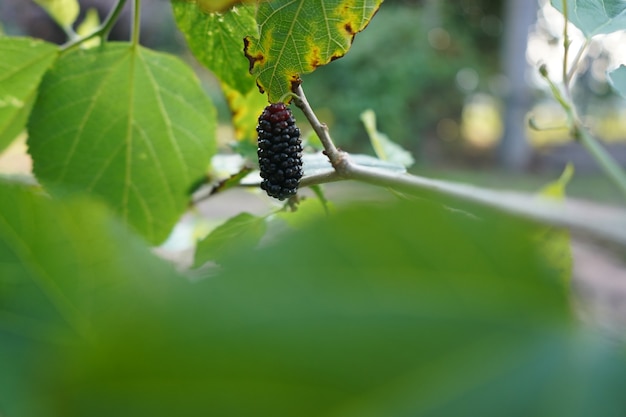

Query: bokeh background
left=3, top=0, right=626, bottom=203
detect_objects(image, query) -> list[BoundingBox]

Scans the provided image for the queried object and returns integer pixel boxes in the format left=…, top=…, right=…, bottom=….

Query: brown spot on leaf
left=289, top=75, right=302, bottom=95
left=255, top=80, right=265, bottom=94
left=344, top=22, right=355, bottom=35
left=243, top=36, right=265, bottom=73
left=308, top=46, right=322, bottom=69
left=329, top=53, right=343, bottom=62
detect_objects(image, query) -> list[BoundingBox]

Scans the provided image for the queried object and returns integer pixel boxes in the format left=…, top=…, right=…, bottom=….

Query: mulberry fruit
left=257, top=103, right=303, bottom=200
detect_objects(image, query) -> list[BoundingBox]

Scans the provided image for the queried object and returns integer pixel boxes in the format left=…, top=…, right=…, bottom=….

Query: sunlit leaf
left=193, top=212, right=266, bottom=267
left=33, top=0, right=80, bottom=29
left=0, top=37, right=57, bottom=152
left=172, top=1, right=257, bottom=95
left=75, top=8, right=101, bottom=49
left=551, top=0, right=626, bottom=37
left=538, top=163, right=574, bottom=199
left=361, top=109, right=415, bottom=168
left=244, top=0, right=384, bottom=102
left=608, top=64, right=626, bottom=99
left=28, top=43, right=217, bottom=244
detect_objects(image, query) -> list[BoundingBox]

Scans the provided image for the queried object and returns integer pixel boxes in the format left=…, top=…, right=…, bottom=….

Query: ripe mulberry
left=257, top=103, right=303, bottom=200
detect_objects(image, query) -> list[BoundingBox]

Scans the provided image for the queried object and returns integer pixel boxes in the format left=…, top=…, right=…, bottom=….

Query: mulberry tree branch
left=291, top=84, right=626, bottom=247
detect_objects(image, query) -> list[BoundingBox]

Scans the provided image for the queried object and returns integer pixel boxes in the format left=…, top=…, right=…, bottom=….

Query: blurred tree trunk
left=498, top=0, right=538, bottom=171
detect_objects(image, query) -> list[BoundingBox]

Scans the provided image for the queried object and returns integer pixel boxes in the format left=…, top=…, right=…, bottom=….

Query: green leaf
left=23, top=198, right=626, bottom=416
left=361, top=109, right=415, bottom=168
left=172, top=1, right=258, bottom=95
left=193, top=212, right=266, bottom=267
left=0, top=37, right=57, bottom=153
left=551, top=0, right=626, bottom=37
left=0, top=180, right=180, bottom=417
left=33, top=0, right=80, bottom=30
left=27, top=43, right=217, bottom=244
left=535, top=164, right=574, bottom=283
left=608, top=64, right=626, bottom=99
left=538, top=162, right=574, bottom=199
left=244, top=0, right=384, bottom=102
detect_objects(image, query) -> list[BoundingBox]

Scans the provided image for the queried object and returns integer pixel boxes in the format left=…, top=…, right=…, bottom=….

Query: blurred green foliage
left=304, top=0, right=502, bottom=154
left=2, top=179, right=626, bottom=416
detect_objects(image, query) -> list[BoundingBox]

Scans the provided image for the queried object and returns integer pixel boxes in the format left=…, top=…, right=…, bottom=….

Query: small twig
left=562, top=0, right=571, bottom=95
left=293, top=85, right=348, bottom=172
left=60, top=0, right=128, bottom=51
left=573, top=122, right=626, bottom=196
left=565, top=39, right=590, bottom=86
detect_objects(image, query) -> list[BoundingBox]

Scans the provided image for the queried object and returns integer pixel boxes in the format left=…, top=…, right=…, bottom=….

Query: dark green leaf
left=0, top=37, right=57, bottom=152
left=172, top=1, right=258, bottom=95
left=551, top=0, right=626, bottom=37
left=27, top=43, right=217, bottom=244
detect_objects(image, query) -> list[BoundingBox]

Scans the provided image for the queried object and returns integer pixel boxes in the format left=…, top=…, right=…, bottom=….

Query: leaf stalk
left=60, top=0, right=128, bottom=51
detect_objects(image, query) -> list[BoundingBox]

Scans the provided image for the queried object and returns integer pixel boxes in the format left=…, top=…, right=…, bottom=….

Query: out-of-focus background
left=2, top=0, right=626, bottom=204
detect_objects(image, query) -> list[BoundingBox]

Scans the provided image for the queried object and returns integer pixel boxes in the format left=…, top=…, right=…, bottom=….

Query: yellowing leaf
left=244, top=0, right=383, bottom=102
left=34, top=0, right=80, bottom=29
left=222, top=82, right=268, bottom=142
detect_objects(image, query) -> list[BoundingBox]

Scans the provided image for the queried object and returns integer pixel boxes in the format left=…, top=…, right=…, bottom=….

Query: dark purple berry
left=257, top=103, right=303, bottom=200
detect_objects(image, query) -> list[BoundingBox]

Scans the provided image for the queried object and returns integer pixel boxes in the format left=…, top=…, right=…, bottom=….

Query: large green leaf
left=0, top=37, right=57, bottom=153
left=551, top=0, right=626, bottom=37
left=172, top=1, right=258, bottom=95
left=244, top=0, right=384, bottom=102
left=0, top=181, right=180, bottom=417
left=27, top=43, right=217, bottom=244
left=7, top=197, right=624, bottom=416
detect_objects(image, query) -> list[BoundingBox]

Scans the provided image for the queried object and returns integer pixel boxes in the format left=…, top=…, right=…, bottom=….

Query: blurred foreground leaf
left=0, top=181, right=180, bottom=417
left=28, top=43, right=217, bottom=244
left=2, top=195, right=623, bottom=416
left=0, top=38, right=57, bottom=152
left=244, top=0, right=383, bottom=102
left=552, top=0, right=626, bottom=37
